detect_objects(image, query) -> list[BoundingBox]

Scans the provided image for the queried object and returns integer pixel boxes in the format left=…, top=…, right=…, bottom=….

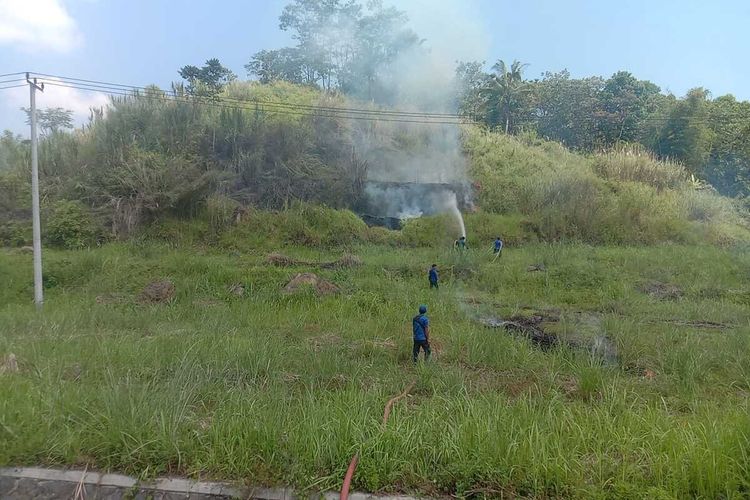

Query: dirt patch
left=268, top=252, right=362, bottom=269
left=479, top=315, right=558, bottom=349
left=370, top=338, right=397, bottom=350
left=527, top=263, right=546, bottom=272
left=0, top=353, right=19, bottom=374
left=322, top=253, right=363, bottom=269
left=227, top=283, right=245, bottom=297
left=558, top=376, right=580, bottom=397
left=267, top=252, right=312, bottom=267
left=138, top=280, right=175, bottom=304
left=307, top=333, right=343, bottom=351
left=62, top=363, right=82, bottom=382
left=284, top=273, right=339, bottom=295
left=478, top=311, right=619, bottom=365
left=638, top=281, right=683, bottom=300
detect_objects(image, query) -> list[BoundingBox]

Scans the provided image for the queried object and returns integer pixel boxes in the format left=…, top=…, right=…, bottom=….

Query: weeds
left=1, top=240, right=750, bottom=497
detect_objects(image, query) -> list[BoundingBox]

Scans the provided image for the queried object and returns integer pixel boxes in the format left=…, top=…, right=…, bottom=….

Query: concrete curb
left=0, top=467, right=422, bottom=500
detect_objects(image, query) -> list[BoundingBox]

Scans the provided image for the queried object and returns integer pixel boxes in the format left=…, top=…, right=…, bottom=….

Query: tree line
left=455, top=62, right=750, bottom=197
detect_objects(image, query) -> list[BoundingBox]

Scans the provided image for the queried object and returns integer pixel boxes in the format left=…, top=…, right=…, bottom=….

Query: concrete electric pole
left=26, top=73, right=44, bottom=309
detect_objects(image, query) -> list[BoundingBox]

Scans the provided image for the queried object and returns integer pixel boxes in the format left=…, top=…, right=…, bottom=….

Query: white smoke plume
left=351, top=0, right=488, bottom=224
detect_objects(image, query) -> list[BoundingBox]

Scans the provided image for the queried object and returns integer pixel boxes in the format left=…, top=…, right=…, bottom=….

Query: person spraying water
left=454, top=235, right=467, bottom=251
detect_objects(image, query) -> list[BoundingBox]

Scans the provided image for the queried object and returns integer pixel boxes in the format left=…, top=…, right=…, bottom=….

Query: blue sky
left=1, top=0, right=748, bottom=135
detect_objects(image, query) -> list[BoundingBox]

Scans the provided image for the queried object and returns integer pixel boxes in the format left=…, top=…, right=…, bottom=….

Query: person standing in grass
left=413, top=305, right=431, bottom=362
left=454, top=236, right=467, bottom=251
left=428, top=264, right=439, bottom=289
left=493, top=236, right=503, bottom=258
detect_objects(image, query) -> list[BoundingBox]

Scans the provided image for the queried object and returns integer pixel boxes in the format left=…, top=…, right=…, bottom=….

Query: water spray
left=446, top=192, right=466, bottom=239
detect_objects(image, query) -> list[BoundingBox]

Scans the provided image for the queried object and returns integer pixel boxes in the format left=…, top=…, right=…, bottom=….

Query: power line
left=41, top=81, right=474, bottom=126
left=0, top=78, right=25, bottom=85
left=0, top=72, right=26, bottom=79
left=30, top=72, right=464, bottom=119
left=0, top=84, right=26, bottom=90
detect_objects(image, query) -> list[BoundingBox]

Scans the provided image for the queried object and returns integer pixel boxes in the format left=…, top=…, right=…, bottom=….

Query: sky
left=1, top=0, right=748, bottom=135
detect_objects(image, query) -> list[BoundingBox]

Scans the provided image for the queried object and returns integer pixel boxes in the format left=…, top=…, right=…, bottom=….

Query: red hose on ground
left=339, top=380, right=416, bottom=500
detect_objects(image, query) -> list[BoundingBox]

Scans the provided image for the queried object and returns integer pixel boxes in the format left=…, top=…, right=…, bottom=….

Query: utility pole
left=26, top=73, right=44, bottom=309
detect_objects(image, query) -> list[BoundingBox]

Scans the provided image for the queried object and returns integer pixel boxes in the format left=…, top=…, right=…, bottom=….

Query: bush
left=45, top=201, right=97, bottom=249
left=593, top=145, right=687, bottom=190
left=0, top=220, right=31, bottom=247
left=205, top=194, right=241, bottom=233
left=220, top=202, right=369, bottom=249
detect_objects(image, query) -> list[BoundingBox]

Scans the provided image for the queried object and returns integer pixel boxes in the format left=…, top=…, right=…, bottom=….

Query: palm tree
left=484, top=59, right=529, bottom=134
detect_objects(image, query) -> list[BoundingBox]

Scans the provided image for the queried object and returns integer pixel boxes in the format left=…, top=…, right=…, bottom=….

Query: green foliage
left=205, top=194, right=240, bottom=233
left=464, top=127, right=749, bottom=245
left=21, top=107, right=74, bottom=136
left=178, top=58, right=236, bottom=98
left=249, top=0, right=419, bottom=102
left=0, top=220, right=31, bottom=247
left=593, top=145, right=687, bottom=190
left=457, top=63, right=750, bottom=198
left=45, top=200, right=97, bottom=249
left=2, top=242, right=750, bottom=497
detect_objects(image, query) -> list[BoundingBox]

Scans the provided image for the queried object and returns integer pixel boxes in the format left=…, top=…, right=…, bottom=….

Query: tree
left=654, top=88, right=714, bottom=174
left=248, top=0, right=419, bottom=101
left=483, top=59, right=530, bottom=134
left=245, top=48, right=304, bottom=84
left=532, top=70, right=604, bottom=149
left=0, top=130, right=27, bottom=171
left=22, top=107, right=74, bottom=136
left=455, top=61, right=489, bottom=120
left=178, top=58, right=236, bottom=98
left=704, top=94, right=750, bottom=195
left=595, top=71, right=660, bottom=146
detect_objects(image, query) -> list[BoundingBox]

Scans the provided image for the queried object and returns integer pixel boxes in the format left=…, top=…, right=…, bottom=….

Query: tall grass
left=593, top=145, right=687, bottom=190
left=2, top=241, right=750, bottom=496
left=464, top=127, right=749, bottom=245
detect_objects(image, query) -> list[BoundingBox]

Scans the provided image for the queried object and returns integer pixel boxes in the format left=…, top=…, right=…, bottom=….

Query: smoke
left=349, top=0, right=488, bottom=228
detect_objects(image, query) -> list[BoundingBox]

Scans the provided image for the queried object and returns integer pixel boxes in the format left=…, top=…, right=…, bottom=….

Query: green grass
left=2, top=237, right=750, bottom=498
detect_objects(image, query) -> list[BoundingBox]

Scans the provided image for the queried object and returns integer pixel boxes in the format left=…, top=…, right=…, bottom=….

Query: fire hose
left=339, top=380, right=417, bottom=500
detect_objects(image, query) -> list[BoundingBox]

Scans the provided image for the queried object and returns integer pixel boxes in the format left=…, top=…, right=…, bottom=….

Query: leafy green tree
left=249, top=0, right=418, bottom=101
left=0, top=130, right=27, bottom=171
left=22, top=107, right=74, bottom=136
left=704, top=94, right=750, bottom=195
left=246, top=48, right=304, bottom=84
left=595, top=71, right=660, bottom=145
left=483, top=59, right=530, bottom=134
left=455, top=61, right=489, bottom=120
left=179, top=58, right=236, bottom=98
left=654, top=88, right=714, bottom=174
left=532, top=70, right=604, bottom=149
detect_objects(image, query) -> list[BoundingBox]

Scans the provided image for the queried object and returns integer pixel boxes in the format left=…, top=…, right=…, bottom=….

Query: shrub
left=45, top=201, right=97, bottom=249
left=205, top=194, right=241, bottom=233
left=0, top=220, right=31, bottom=247
left=593, top=145, right=686, bottom=190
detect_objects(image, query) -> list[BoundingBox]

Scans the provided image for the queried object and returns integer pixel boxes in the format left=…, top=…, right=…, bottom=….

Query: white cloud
left=0, top=0, right=83, bottom=52
left=3, top=78, right=109, bottom=131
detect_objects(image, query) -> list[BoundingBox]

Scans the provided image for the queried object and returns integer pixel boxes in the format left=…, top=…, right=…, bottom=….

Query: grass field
left=2, top=238, right=750, bottom=498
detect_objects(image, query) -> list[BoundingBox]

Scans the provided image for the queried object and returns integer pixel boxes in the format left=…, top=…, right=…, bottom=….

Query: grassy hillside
left=2, top=81, right=748, bottom=249
left=2, top=81, right=750, bottom=497
left=2, top=225, right=750, bottom=497
left=465, top=128, right=749, bottom=245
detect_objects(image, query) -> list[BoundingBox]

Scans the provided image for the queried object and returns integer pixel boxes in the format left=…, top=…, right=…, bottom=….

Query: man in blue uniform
left=454, top=236, right=467, bottom=250
left=493, top=236, right=503, bottom=258
left=428, top=264, right=439, bottom=289
left=412, top=305, right=431, bottom=362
